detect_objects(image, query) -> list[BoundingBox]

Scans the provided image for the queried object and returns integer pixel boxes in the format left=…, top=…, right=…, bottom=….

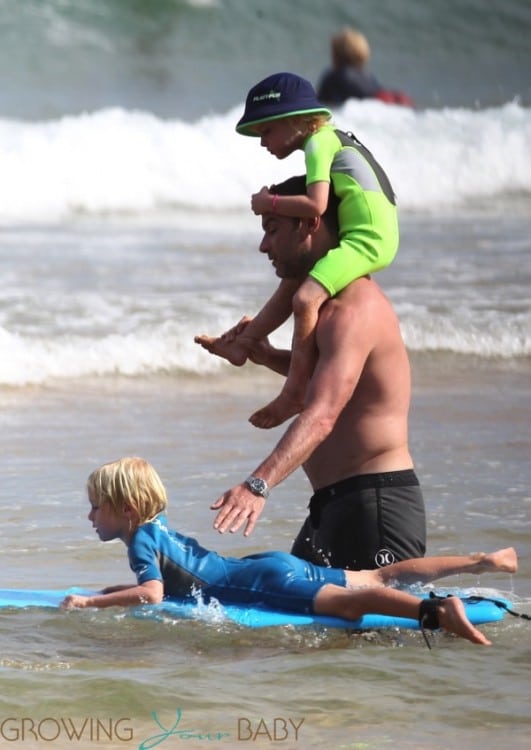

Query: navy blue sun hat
left=236, top=72, right=332, bottom=136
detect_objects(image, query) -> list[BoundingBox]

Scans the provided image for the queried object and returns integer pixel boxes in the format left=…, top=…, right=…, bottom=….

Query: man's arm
left=246, top=336, right=291, bottom=377
left=212, top=296, right=373, bottom=535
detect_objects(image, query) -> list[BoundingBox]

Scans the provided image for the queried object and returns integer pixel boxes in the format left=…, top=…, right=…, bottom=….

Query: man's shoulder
left=318, top=277, right=394, bottom=328
left=336, top=275, right=386, bottom=304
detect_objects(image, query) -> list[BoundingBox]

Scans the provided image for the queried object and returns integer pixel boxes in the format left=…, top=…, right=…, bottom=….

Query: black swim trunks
left=290, top=469, right=426, bottom=570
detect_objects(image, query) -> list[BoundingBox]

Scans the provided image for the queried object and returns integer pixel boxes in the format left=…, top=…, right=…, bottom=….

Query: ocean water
left=0, top=1, right=530, bottom=749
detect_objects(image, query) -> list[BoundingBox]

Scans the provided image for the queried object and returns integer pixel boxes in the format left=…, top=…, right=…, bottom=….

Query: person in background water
left=317, top=27, right=414, bottom=107
left=61, top=456, right=518, bottom=647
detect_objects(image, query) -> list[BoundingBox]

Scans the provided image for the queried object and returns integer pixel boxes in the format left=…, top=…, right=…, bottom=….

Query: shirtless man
left=195, top=176, right=426, bottom=571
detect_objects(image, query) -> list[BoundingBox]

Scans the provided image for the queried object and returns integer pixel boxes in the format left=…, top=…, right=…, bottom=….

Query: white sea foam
left=0, top=323, right=226, bottom=387
left=0, top=101, right=529, bottom=223
left=0, top=100, right=528, bottom=387
left=0, top=302, right=528, bottom=387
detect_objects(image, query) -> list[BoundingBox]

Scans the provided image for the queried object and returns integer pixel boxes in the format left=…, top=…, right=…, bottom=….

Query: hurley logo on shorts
left=375, top=549, right=396, bottom=567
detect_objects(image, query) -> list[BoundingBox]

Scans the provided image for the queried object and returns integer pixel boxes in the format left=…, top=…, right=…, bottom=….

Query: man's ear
left=296, top=214, right=320, bottom=243
left=307, top=215, right=322, bottom=233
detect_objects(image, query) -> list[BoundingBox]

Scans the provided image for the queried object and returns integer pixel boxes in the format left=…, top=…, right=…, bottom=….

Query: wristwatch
left=244, top=475, right=270, bottom=499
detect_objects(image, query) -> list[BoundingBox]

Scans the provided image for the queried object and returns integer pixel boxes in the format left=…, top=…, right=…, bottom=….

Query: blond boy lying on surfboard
left=61, top=457, right=519, bottom=646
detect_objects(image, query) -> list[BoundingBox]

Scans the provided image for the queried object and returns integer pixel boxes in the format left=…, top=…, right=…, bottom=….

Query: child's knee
left=293, top=278, right=329, bottom=315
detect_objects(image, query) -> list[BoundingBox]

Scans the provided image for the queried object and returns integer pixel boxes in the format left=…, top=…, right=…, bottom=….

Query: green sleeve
left=304, top=127, right=339, bottom=185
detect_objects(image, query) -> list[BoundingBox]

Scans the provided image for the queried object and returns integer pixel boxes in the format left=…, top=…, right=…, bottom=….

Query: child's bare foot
left=473, top=547, right=518, bottom=575
left=438, top=596, right=491, bottom=645
left=194, top=334, right=249, bottom=366
left=249, top=391, right=304, bottom=429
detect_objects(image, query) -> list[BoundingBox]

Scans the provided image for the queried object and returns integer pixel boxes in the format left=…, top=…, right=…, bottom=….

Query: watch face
left=246, top=477, right=268, bottom=497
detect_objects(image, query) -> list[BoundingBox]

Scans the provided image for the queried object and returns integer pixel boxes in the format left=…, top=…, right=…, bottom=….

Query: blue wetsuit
left=129, top=514, right=346, bottom=614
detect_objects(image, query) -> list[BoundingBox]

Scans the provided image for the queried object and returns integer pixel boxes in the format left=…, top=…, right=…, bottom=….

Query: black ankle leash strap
left=418, top=592, right=530, bottom=650
left=418, top=593, right=448, bottom=650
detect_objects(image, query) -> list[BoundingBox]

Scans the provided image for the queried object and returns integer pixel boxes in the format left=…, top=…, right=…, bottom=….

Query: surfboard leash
left=463, top=595, right=531, bottom=621
left=419, top=592, right=530, bottom=650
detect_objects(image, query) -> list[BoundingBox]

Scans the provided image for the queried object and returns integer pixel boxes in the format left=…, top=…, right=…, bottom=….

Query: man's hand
left=194, top=317, right=254, bottom=366
left=211, top=484, right=266, bottom=536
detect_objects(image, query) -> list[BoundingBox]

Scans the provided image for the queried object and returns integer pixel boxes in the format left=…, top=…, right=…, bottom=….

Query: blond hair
left=285, top=112, right=331, bottom=137
left=331, top=27, right=370, bottom=68
left=87, top=457, right=168, bottom=524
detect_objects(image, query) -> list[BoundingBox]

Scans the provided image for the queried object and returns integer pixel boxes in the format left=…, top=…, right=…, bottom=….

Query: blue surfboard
left=0, top=587, right=510, bottom=631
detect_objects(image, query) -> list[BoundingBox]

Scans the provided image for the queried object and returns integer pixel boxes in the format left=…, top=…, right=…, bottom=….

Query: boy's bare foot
left=473, top=547, right=518, bottom=575
left=438, top=597, right=492, bottom=645
left=249, top=391, right=304, bottom=429
left=194, top=334, right=249, bottom=366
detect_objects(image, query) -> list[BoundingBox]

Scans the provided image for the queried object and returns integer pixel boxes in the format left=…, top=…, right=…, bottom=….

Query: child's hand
left=61, top=593, right=90, bottom=609
left=251, top=186, right=272, bottom=215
